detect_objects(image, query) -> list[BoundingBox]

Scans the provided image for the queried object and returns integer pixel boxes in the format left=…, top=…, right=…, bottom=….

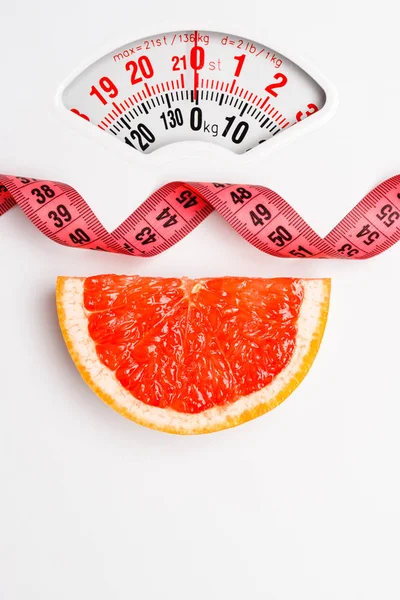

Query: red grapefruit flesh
left=57, top=275, right=330, bottom=434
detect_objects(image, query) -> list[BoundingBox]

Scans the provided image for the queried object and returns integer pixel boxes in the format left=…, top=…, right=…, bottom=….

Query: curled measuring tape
left=1, top=174, right=400, bottom=259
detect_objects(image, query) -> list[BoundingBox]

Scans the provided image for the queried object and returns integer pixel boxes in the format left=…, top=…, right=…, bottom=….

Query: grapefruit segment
left=56, top=276, right=330, bottom=434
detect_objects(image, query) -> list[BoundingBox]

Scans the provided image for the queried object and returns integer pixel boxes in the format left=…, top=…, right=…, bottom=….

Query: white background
left=1, top=1, right=400, bottom=599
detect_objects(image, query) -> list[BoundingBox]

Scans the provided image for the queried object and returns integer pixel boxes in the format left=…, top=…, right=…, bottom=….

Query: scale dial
left=62, top=30, right=326, bottom=155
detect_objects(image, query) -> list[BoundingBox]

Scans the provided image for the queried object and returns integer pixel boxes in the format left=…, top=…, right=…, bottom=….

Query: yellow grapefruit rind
left=56, top=277, right=330, bottom=435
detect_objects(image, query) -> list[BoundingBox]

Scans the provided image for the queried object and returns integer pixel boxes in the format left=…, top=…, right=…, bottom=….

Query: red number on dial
left=265, top=73, right=288, bottom=97
left=126, top=56, right=154, bottom=85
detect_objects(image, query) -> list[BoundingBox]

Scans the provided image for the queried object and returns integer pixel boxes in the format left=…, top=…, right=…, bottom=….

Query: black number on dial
left=125, top=124, right=156, bottom=151
left=160, top=109, right=184, bottom=130
left=222, top=116, right=249, bottom=144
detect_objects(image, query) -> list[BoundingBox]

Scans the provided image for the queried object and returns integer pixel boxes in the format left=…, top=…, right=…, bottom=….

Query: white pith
left=60, top=278, right=327, bottom=433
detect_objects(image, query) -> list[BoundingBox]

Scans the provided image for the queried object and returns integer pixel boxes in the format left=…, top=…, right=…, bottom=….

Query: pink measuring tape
left=1, top=174, right=400, bottom=258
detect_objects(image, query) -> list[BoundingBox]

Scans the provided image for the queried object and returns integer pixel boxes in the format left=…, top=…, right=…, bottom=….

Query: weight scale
left=59, top=29, right=337, bottom=163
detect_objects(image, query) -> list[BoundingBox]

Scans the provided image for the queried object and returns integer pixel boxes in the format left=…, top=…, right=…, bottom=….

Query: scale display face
left=62, top=30, right=326, bottom=155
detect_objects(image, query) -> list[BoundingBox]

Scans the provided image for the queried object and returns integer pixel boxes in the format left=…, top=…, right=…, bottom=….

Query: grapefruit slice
left=56, top=276, right=330, bottom=434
